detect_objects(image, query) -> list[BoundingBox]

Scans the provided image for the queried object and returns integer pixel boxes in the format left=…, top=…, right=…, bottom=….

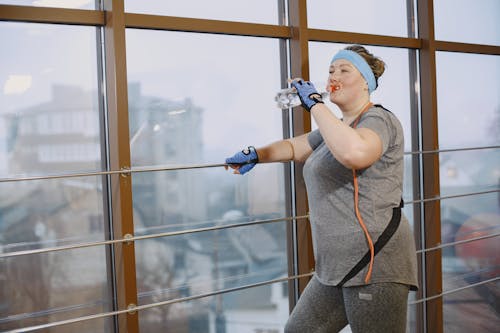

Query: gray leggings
left=285, top=276, right=410, bottom=333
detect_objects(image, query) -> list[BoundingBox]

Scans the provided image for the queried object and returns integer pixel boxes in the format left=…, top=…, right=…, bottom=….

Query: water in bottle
left=274, top=84, right=340, bottom=109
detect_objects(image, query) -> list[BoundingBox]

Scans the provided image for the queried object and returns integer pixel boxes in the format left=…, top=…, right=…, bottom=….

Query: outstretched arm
left=225, top=133, right=313, bottom=174
left=257, top=133, right=313, bottom=163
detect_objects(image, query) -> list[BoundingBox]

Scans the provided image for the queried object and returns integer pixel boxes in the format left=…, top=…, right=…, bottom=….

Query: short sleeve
left=307, top=129, right=324, bottom=150
left=357, top=109, right=392, bottom=153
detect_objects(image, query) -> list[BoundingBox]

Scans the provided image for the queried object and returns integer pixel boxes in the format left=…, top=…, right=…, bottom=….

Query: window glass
left=0, top=250, right=112, bottom=332
left=132, top=167, right=287, bottom=231
left=441, top=192, right=499, bottom=294
left=0, top=250, right=112, bottom=331
left=0, top=178, right=108, bottom=250
left=134, top=192, right=288, bottom=333
left=407, top=303, right=418, bottom=333
left=437, top=50, right=500, bottom=332
left=138, top=281, right=290, bottom=332
left=0, top=22, right=101, bottom=178
left=441, top=198, right=500, bottom=329
left=402, top=201, right=416, bottom=234
left=135, top=222, right=288, bottom=306
left=443, top=281, right=499, bottom=332
left=126, top=30, right=283, bottom=166
left=439, top=149, right=500, bottom=197
left=434, top=0, right=500, bottom=46
left=436, top=52, right=500, bottom=149
left=0, top=0, right=95, bottom=9
left=126, top=30, right=288, bottom=332
left=307, top=0, right=413, bottom=37
left=124, top=0, right=279, bottom=25
left=0, top=22, right=110, bottom=331
left=0, top=178, right=111, bottom=331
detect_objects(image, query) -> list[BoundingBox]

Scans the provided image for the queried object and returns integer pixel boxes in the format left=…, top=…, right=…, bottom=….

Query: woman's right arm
left=225, top=133, right=313, bottom=174
left=256, top=133, right=313, bottom=163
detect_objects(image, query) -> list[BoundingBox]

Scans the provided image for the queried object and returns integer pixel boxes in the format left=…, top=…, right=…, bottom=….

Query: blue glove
left=225, top=146, right=259, bottom=175
left=291, top=80, right=324, bottom=112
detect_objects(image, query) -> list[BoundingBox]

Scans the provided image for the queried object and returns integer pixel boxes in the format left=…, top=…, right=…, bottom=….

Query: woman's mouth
left=329, top=84, right=341, bottom=92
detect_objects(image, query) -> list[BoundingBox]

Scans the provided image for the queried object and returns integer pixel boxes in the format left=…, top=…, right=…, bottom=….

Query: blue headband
left=331, top=50, right=377, bottom=94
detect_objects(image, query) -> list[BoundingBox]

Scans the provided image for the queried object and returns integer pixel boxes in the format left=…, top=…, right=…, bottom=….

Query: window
left=436, top=52, right=500, bottom=149
left=0, top=22, right=101, bottom=176
left=436, top=51, right=500, bottom=331
left=1, top=1, right=498, bottom=332
left=124, top=0, right=279, bottom=25
left=0, top=21, right=111, bottom=332
left=307, top=0, right=414, bottom=37
left=434, top=0, right=500, bottom=46
left=440, top=193, right=499, bottom=332
left=0, top=0, right=95, bottom=9
left=126, top=29, right=289, bottom=332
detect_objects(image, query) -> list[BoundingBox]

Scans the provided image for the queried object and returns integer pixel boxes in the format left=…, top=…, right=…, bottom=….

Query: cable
left=3, top=272, right=497, bottom=332
left=351, top=102, right=375, bottom=283
left=1, top=272, right=315, bottom=333
left=352, top=168, right=375, bottom=283
left=0, top=214, right=309, bottom=259
left=409, top=276, right=499, bottom=305
left=0, top=162, right=228, bottom=183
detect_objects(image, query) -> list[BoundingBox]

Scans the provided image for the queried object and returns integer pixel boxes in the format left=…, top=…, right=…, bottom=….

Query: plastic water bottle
left=275, top=83, right=340, bottom=109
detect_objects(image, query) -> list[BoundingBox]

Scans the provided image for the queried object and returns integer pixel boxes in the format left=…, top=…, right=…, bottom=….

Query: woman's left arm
left=310, top=103, right=383, bottom=169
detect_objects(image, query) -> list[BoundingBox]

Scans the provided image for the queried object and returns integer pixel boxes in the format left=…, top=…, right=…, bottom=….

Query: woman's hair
left=345, top=45, right=385, bottom=85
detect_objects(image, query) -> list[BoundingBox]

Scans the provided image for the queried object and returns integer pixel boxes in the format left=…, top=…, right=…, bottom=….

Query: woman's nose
left=329, top=75, right=339, bottom=84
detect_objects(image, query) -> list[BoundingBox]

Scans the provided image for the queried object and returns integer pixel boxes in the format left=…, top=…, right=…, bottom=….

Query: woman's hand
left=291, top=79, right=324, bottom=112
left=225, top=146, right=259, bottom=174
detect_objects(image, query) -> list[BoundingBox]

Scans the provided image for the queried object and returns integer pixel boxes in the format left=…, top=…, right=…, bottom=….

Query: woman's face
left=327, top=59, right=368, bottom=106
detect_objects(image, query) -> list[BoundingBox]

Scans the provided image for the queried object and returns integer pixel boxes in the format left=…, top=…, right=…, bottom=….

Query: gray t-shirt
left=304, top=105, right=418, bottom=290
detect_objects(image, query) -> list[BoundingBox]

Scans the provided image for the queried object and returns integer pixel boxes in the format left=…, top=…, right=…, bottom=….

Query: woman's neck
left=341, top=99, right=372, bottom=125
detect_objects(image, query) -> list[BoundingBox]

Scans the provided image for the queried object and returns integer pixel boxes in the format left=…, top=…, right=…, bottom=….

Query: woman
left=226, top=45, right=418, bottom=332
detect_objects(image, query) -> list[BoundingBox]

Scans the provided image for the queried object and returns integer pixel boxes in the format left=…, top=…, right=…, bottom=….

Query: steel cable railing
left=415, top=232, right=500, bottom=254
left=1, top=145, right=499, bottom=183
left=0, top=214, right=309, bottom=258
left=2, top=149, right=499, bottom=331
left=1, top=187, right=498, bottom=259
left=408, top=276, right=500, bottom=305
left=2, top=194, right=498, bottom=259
left=2, top=272, right=498, bottom=332
left=0, top=162, right=229, bottom=183
left=1, top=226, right=498, bottom=330
left=1, top=272, right=315, bottom=333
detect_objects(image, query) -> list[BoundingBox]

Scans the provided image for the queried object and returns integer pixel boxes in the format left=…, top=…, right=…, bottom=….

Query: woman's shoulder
left=362, top=104, right=404, bottom=148
left=368, top=104, right=395, bottom=118
left=365, top=104, right=403, bottom=129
